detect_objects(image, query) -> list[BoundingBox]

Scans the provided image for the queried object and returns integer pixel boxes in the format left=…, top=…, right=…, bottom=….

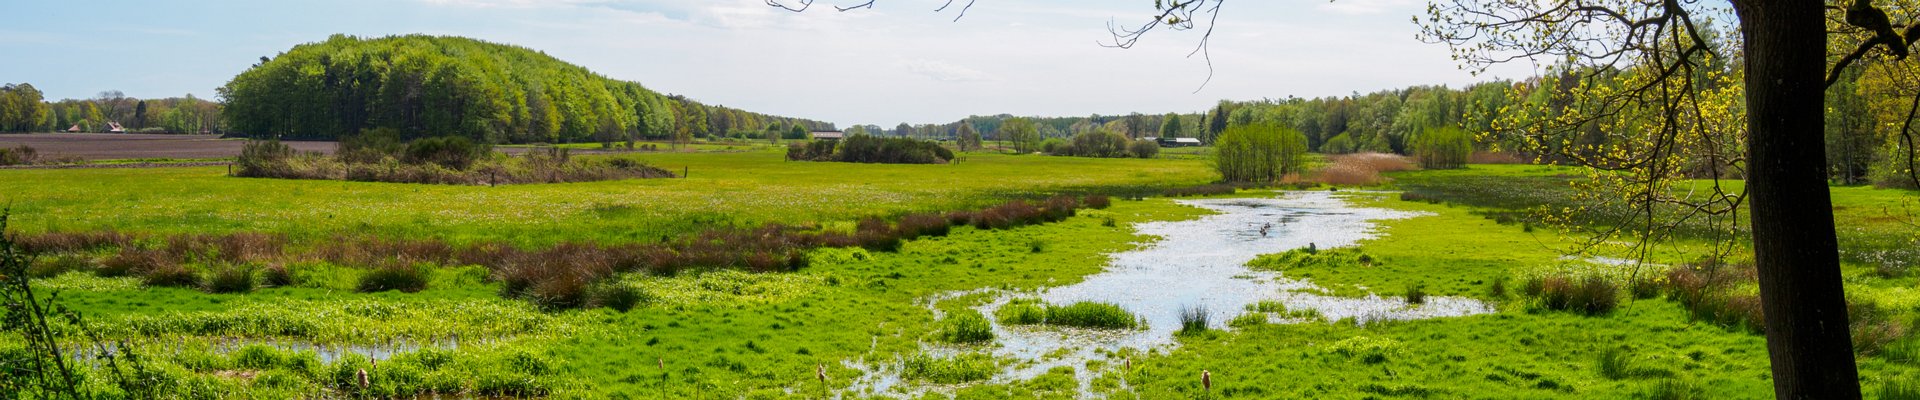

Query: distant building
left=66, top=124, right=83, bottom=133
left=106, top=122, right=126, bottom=133
left=1157, top=137, right=1202, bottom=147
left=811, top=131, right=845, bottom=140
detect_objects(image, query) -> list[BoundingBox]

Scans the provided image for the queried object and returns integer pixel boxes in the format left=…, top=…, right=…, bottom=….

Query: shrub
left=142, top=264, right=202, bottom=288
left=1045, top=301, right=1138, bottom=329
left=894, top=213, right=951, bottom=240
left=28, top=254, right=93, bottom=278
left=205, top=264, right=257, bottom=294
left=1179, top=305, right=1210, bottom=334
left=1052, top=130, right=1131, bottom=158
left=358, top=263, right=429, bottom=293
left=0, top=144, right=39, bottom=165
left=403, top=136, right=491, bottom=169
left=234, top=139, right=300, bottom=177
left=102, top=247, right=173, bottom=277
left=1083, top=195, right=1112, bottom=209
left=261, top=264, right=293, bottom=287
left=337, top=128, right=405, bottom=163
left=1129, top=139, right=1160, bottom=158
left=938, top=310, right=995, bottom=344
left=590, top=283, right=649, bottom=312
left=819, top=135, right=952, bottom=164
left=1520, top=275, right=1617, bottom=315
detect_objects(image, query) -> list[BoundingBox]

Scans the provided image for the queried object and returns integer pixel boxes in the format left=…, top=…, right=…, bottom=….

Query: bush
left=1045, top=301, right=1138, bottom=329
left=1052, top=130, right=1131, bottom=158
left=234, top=139, right=299, bottom=177
left=337, top=128, right=405, bottom=163
left=28, top=254, right=92, bottom=278
left=205, top=264, right=257, bottom=293
left=0, top=144, right=39, bottom=166
left=403, top=136, right=491, bottom=169
left=1129, top=139, right=1160, bottom=158
left=358, top=263, right=429, bottom=293
left=142, top=264, right=202, bottom=287
left=811, top=135, right=952, bottom=164
left=1083, top=195, right=1112, bottom=209
left=590, top=283, right=649, bottom=312
left=938, top=310, right=995, bottom=344
left=1521, top=274, right=1618, bottom=315
left=261, top=264, right=294, bottom=287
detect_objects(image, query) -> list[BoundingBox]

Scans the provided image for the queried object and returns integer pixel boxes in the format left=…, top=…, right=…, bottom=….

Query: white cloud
left=898, top=59, right=991, bottom=82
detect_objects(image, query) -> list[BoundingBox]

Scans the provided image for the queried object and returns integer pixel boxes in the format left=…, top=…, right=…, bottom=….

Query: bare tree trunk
left=1734, top=1, right=1862, bottom=398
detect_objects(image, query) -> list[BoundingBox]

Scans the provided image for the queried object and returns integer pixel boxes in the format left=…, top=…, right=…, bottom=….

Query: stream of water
left=848, top=191, right=1496, bottom=397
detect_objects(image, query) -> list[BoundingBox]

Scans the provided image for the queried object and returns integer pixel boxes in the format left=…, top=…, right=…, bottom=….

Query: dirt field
left=0, top=133, right=337, bottom=161
left=0, top=133, right=623, bottom=164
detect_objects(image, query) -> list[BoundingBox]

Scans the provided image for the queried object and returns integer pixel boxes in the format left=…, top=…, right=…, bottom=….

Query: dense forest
left=219, top=34, right=831, bottom=144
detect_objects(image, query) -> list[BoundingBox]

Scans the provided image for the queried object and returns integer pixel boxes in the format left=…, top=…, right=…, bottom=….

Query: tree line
left=0, top=85, right=220, bottom=135
left=219, top=34, right=831, bottom=145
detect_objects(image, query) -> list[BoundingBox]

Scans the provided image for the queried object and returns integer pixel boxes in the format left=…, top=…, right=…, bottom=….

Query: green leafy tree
left=1001, top=118, right=1041, bottom=154
left=1411, top=126, right=1472, bottom=169
left=957, top=123, right=982, bottom=151
left=1213, top=123, right=1308, bottom=183
left=1159, top=113, right=1184, bottom=138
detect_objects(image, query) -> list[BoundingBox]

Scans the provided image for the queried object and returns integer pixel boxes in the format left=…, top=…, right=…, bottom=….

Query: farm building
left=1156, top=137, right=1202, bottom=147
left=811, top=131, right=845, bottom=140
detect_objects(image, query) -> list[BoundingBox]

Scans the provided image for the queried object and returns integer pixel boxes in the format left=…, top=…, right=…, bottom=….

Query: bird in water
left=1259, top=222, right=1273, bottom=237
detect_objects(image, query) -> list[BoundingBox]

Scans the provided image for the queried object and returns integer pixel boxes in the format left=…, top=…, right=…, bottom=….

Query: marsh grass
left=901, top=352, right=998, bottom=384
left=358, top=263, right=429, bottom=293
left=1179, top=305, right=1211, bottom=334
left=938, top=310, right=995, bottom=344
left=1045, top=302, right=1139, bottom=330
left=1404, top=282, right=1428, bottom=305
left=997, top=299, right=1047, bottom=325
left=205, top=263, right=256, bottom=294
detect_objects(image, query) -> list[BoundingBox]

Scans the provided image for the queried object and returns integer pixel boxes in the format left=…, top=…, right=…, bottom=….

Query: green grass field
left=0, top=148, right=1212, bottom=246
left=6, top=152, right=1919, bottom=398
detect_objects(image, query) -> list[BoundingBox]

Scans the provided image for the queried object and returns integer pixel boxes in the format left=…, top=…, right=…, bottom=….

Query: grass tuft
left=938, top=310, right=995, bottom=344
left=358, top=263, right=429, bottom=293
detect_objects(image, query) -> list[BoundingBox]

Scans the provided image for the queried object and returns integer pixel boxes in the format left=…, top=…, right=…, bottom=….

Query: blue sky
left=0, top=0, right=1537, bottom=126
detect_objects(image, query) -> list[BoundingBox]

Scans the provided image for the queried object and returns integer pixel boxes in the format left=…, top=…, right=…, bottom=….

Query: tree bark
left=1732, top=1, right=1862, bottom=398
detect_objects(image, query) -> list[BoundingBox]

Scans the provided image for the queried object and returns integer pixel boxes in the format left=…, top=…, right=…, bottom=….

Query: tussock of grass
left=997, top=299, right=1047, bottom=325
left=938, top=310, right=995, bottom=344
left=901, top=352, right=999, bottom=384
left=1179, top=305, right=1210, bottom=334
left=1045, top=302, right=1140, bottom=330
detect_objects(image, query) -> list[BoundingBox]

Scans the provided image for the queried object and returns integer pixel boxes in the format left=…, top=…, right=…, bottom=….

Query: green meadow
left=5, top=151, right=1919, bottom=399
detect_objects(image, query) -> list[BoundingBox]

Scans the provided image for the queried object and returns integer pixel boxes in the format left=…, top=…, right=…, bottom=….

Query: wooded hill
left=220, top=34, right=831, bottom=144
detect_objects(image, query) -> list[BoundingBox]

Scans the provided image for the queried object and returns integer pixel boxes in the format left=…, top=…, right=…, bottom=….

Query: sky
left=0, top=0, right=1539, bottom=127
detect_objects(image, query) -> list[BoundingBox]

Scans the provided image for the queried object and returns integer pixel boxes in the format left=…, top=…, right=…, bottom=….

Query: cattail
left=1201, top=369, right=1211, bottom=391
left=658, top=357, right=665, bottom=371
left=816, top=364, right=826, bottom=383
left=1125, top=358, right=1132, bottom=373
